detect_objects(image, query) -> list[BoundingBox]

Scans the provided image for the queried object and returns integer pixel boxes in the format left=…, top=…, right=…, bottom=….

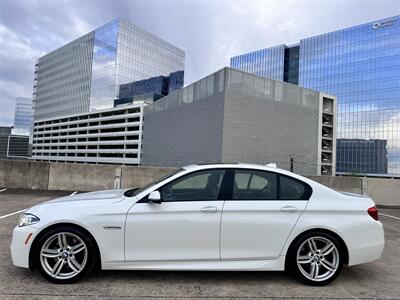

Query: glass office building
left=12, top=97, right=33, bottom=136
left=230, top=16, right=400, bottom=176
left=118, top=71, right=185, bottom=100
left=230, top=45, right=286, bottom=81
left=337, top=139, right=388, bottom=174
left=33, top=18, right=185, bottom=121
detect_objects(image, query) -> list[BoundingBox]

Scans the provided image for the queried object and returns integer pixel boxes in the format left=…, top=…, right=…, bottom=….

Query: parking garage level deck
left=0, top=188, right=399, bottom=299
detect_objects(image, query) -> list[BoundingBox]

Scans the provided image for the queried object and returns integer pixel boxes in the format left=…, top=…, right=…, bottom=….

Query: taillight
left=368, top=206, right=379, bottom=221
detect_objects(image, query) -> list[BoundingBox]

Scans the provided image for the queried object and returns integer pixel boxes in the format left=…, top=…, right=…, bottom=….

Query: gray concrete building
left=142, top=68, right=336, bottom=176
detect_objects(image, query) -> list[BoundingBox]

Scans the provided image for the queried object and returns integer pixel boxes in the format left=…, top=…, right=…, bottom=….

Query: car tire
left=287, top=231, right=344, bottom=286
left=34, top=226, right=97, bottom=284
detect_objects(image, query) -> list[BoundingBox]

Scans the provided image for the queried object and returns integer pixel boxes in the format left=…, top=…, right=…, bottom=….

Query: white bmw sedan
left=11, top=163, right=384, bottom=285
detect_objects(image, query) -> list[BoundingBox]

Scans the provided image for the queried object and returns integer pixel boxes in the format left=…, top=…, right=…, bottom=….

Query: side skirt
left=102, top=256, right=286, bottom=271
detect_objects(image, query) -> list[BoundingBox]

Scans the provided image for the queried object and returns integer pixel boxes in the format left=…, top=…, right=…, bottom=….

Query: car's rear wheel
left=288, top=231, right=344, bottom=285
left=34, top=226, right=96, bottom=283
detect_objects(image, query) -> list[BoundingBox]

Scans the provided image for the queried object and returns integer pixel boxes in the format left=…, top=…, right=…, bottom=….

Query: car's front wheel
left=34, top=226, right=96, bottom=283
left=287, top=231, right=344, bottom=285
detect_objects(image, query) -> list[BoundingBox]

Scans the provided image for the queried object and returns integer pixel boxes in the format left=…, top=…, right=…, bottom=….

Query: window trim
left=229, top=168, right=313, bottom=201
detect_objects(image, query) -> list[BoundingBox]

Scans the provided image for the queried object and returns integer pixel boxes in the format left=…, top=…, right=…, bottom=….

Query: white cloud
left=1, top=0, right=400, bottom=129
left=0, top=24, right=43, bottom=61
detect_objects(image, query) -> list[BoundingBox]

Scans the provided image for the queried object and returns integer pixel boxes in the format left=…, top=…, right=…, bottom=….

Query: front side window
left=160, top=170, right=225, bottom=201
left=125, top=168, right=184, bottom=197
left=233, top=170, right=278, bottom=200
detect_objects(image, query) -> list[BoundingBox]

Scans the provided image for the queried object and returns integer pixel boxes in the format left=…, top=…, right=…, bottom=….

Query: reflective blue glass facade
left=230, top=16, right=400, bottom=176
left=34, top=18, right=185, bottom=121
left=89, top=19, right=119, bottom=110
left=230, top=45, right=285, bottom=81
left=12, top=97, right=33, bottom=136
left=118, top=70, right=184, bottom=100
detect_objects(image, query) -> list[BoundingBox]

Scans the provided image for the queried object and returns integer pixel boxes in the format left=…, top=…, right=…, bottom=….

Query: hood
left=46, top=189, right=129, bottom=204
left=25, top=188, right=135, bottom=218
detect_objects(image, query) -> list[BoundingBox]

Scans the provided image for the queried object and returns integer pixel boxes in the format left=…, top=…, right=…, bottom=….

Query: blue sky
left=0, top=0, right=399, bottom=125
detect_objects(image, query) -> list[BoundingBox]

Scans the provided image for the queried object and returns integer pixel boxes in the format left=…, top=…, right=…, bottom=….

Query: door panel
left=220, top=200, right=307, bottom=260
left=125, top=201, right=223, bottom=261
left=220, top=169, right=309, bottom=260
left=125, top=169, right=227, bottom=262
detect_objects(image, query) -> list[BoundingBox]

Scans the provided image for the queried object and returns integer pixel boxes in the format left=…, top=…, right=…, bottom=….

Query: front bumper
left=10, top=225, right=39, bottom=268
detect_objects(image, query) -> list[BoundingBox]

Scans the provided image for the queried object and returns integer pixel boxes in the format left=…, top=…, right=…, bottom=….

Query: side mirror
left=148, top=191, right=162, bottom=204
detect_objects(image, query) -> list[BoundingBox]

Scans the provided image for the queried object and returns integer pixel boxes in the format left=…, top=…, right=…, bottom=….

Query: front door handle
left=280, top=205, right=298, bottom=213
left=200, top=206, right=218, bottom=213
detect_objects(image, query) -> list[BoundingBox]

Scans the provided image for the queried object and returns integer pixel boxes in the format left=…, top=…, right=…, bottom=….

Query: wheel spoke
left=71, top=243, right=85, bottom=255
left=41, top=248, right=59, bottom=258
left=52, top=259, right=64, bottom=276
left=310, top=263, right=319, bottom=279
left=58, top=233, right=68, bottom=249
left=297, top=255, right=312, bottom=264
left=309, top=263, right=315, bottom=278
left=69, top=257, right=82, bottom=272
left=308, top=238, right=318, bottom=252
left=313, top=263, right=319, bottom=279
left=321, top=260, right=335, bottom=272
left=321, top=242, right=335, bottom=256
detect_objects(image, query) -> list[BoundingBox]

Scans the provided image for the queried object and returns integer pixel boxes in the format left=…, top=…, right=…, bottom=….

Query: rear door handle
left=280, top=205, right=298, bottom=213
left=200, top=206, right=218, bottom=213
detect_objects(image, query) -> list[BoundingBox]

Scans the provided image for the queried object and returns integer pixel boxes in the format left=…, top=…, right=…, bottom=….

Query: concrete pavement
left=0, top=188, right=399, bottom=299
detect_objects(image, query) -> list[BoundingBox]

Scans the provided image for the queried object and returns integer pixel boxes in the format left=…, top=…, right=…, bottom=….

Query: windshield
left=124, top=168, right=184, bottom=197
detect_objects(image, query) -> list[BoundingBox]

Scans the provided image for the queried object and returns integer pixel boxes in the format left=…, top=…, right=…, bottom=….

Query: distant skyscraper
left=0, top=126, right=30, bottom=159
left=337, top=139, right=388, bottom=175
left=33, top=18, right=185, bottom=121
left=231, top=16, right=400, bottom=176
left=12, top=97, right=33, bottom=136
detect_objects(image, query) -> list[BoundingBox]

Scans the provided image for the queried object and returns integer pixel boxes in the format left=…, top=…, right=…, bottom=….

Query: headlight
left=18, top=213, right=40, bottom=227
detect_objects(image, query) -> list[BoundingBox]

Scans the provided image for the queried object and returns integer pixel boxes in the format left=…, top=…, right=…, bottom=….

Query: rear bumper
left=10, top=225, right=39, bottom=268
left=347, top=221, right=384, bottom=266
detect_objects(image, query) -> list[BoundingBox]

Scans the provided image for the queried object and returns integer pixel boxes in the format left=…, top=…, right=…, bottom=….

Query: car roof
left=183, top=163, right=283, bottom=173
left=181, top=163, right=315, bottom=184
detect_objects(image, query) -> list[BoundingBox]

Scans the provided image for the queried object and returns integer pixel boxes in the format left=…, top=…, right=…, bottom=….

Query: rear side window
left=232, top=169, right=312, bottom=201
left=280, top=175, right=307, bottom=200
left=233, top=170, right=278, bottom=200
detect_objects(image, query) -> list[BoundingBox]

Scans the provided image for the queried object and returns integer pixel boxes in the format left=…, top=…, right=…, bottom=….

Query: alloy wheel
left=296, top=236, right=339, bottom=282
left=39, top=232, right=88, bottom=280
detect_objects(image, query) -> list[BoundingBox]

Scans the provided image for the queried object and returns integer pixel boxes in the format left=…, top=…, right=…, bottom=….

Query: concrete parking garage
left=0, top=188, right=399, bottom=299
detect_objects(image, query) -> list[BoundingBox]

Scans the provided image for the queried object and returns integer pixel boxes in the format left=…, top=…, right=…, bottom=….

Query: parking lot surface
left=0, top=188, right=399, bottom=299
